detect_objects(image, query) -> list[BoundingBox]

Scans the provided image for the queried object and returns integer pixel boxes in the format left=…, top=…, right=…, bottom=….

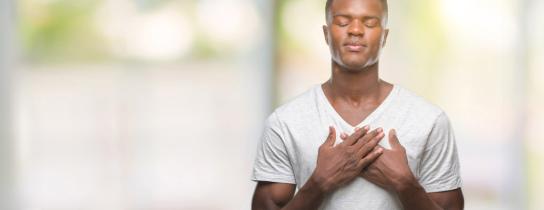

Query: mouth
left=344, top=43, right=366, bottom=52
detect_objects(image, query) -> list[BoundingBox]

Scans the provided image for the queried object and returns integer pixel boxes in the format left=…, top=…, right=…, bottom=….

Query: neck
left=326, top=61, right=382, bottom=102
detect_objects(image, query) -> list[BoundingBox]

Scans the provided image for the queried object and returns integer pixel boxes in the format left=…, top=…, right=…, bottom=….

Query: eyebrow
left=332, top=14, right=381, bottom=20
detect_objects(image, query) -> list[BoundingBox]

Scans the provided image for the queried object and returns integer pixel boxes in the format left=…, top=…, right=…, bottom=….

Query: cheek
left=330, top=30, right=345, bottom=49
left=367, top=32, right=384, bottom=49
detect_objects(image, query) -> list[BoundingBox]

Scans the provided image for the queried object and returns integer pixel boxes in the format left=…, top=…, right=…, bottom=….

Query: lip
left=344, top=43, right=366, bottom=52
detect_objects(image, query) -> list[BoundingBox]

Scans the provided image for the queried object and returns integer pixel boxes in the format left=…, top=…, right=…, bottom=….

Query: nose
left=348, top=19, right=364, bottom=37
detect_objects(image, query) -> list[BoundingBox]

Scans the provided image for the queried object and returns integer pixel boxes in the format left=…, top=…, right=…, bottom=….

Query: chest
left=285, top=121, right=430, bottom=186
left=333, top=101, right=380, bottom=127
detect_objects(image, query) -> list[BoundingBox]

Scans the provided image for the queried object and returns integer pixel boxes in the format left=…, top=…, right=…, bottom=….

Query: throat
left=333, top=100, right=380, bottom=127
left=321, top=81, right=394, bottom=127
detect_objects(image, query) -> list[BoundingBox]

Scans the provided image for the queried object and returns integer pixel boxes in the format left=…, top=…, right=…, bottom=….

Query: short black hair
left=325, top=0, right=389, bottom=23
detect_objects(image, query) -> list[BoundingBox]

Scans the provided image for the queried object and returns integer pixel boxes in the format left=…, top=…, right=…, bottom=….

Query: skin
left=252, top=0, right=464, bottom=209
left=252, top=126, right=384, bottom=210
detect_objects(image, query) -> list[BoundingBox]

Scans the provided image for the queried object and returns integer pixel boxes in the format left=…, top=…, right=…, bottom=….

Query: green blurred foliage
left=19, top=0, right=112, bottom=63
left=17, top=0, right=225, bottom=64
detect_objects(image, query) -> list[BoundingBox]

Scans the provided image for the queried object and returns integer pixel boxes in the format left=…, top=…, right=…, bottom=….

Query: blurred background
left=0, top=0, right=543, bottom=209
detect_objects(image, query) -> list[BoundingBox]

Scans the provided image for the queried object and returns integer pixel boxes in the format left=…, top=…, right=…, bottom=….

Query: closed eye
left=333, top=16, right=351, bottom=27
left=364, top=18, right=380, bottom=28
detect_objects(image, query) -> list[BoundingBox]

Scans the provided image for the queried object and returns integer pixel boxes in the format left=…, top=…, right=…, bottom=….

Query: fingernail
left=354, top=127, right=360, bottom=131
left=364, top=125, right=370, bottom=130
left=377, top=127, right=383, bottom=133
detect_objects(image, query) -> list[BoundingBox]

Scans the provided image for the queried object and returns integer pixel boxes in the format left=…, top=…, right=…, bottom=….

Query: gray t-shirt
left=252, top=84, right=462, bottom=210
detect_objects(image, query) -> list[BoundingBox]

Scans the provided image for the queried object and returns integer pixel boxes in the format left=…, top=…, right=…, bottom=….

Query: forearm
left=281, top=177, right=327, bottom=210
left=395, top=178, right=443, bottom=210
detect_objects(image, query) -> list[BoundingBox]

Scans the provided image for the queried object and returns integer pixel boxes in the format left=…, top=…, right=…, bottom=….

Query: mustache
left=344, top=37, right=366, bottom=46
left=350, top=36, right=360, bottom=43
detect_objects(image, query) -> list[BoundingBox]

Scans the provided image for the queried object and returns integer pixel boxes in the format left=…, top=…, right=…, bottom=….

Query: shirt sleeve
left=251, top=112, right=296, bottom=184
left=417, top=112, right=463, bottom=193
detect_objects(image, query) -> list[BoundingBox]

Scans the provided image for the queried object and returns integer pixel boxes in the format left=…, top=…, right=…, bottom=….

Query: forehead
left=330, top=0, right=385, bottom=17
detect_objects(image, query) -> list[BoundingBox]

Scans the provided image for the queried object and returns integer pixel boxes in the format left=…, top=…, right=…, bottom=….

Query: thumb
left=324, top=126, right=337, bottom=147
left=388, top=129, right=401, bottom=149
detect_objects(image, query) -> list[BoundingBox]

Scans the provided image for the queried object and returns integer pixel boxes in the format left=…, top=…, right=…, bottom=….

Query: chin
left=343, top=56, right=380, bottom=70
left=340, top=60, right=370, bottom=71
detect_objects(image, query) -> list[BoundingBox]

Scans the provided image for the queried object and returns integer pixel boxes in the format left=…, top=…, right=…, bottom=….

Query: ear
left=382, top=28, right=389, bottom=48
left=322, top=25, right=330, bottom=46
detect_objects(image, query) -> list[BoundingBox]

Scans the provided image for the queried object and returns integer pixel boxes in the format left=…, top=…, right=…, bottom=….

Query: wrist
left=309, top=172, right=333, bottom=194
left=393, top=173, right=420, bottom=193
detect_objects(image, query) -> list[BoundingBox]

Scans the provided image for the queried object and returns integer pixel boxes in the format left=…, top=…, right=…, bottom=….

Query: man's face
left=323, top=0, right=389, bottom=71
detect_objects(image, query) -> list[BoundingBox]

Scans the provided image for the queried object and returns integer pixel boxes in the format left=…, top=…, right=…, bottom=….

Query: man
left=251, top=0, right=464, bottom=209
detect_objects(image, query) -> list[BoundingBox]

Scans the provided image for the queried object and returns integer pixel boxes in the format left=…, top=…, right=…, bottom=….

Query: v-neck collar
left=317, top=84, right=399, bottom=129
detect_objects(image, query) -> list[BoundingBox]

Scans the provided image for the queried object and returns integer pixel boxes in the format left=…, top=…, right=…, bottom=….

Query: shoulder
left=388, top=85, right=454, bottom=138
left=267, top=85, right=321, bottom=125
left=394, top=85, right=446, bottom=121
left=389, top=86, right=456, bottom=151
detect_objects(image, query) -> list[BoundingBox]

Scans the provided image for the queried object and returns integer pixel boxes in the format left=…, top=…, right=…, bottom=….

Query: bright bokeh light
left=439, top=0, right=516, bottom=51
left=95, top=1, right=193, bottom=60
left=196, top=0, right=262, bottom=53
left=282, top=0, right=328, bottom=59
left=125, top=7, right=192, bottom=60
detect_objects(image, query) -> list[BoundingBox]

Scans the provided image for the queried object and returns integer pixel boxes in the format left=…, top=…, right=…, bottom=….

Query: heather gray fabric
left=252, top=84, right=462, bottom=210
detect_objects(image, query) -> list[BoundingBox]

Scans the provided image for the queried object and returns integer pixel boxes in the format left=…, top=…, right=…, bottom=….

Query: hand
left=358, top=129, right=417, bottom=192
left=310, top=126, right=384, bottom=193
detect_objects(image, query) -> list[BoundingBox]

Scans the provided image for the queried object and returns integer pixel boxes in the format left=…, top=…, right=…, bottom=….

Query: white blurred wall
left=13, top=0, right=276, bottom=209
left=1, top=0, right=17, bottom=209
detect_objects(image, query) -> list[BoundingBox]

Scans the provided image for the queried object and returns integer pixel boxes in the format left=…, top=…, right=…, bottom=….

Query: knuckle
left=364, top=142, right=375, bottom=149
left=360, top=135, right=371, bottom=143
left=358, top=129, right=366, bottom=137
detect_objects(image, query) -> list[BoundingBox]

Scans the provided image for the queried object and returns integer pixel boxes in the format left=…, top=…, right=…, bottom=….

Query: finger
left=356, top=130, right=385, bottom=158
left=353, top=127, right=380, bottom=149
left=359, top=167, right=388, bottom=189
left=340, top=132, right=348, bottom=140
left=352, top=125, right=369, bottom=143
left=357, top=147, right=383, bottom=169
left=360, top=163, right=377, bottom=176
left=324, top=126, right=337, bottom=147
left=344, top=125, right=369, bottom=146
left=388, top=129, right=401, bottom=149
left=340, top=125, right=366, bottom=146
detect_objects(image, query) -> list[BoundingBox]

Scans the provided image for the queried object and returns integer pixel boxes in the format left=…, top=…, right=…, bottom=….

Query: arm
left=251, top=180, right=324, bottom=210
left=395, top=177, right=464, bottom=210
left=252, top=126, right=384, bottom=210
left=252, top=182, right=295, bottom=210
left=428, top=189, right=464, bottom=210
